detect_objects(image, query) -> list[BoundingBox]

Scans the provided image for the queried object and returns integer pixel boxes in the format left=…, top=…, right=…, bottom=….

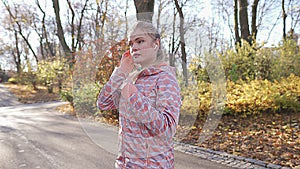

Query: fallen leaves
left=176, top=111, right=300, bottom=168
left=5, top=83, right=60, bottom=103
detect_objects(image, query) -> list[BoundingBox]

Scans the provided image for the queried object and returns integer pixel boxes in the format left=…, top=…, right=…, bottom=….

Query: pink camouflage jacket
left=97, top=63, right=181, bottom=169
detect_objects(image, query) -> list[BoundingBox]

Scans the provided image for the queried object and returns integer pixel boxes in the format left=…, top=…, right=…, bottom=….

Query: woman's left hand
left=119, top=50, right=134, bottom=74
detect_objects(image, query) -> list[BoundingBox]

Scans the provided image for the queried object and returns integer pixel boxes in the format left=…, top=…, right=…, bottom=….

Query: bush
left=270, top=39, right=300, bottom=80
left=226, top=74, right=300, bottom=115
left=193, top=39, right=300, bottom=82
left=17, top=71, right=38, bottom=90
left=220, top=40, right=257, bottom=81
left=180, top=74, right=300, bottom=116
left=37, top=58, right=69, bottom=93
left=73, top=82, right=101, bottom=115
left=60, top=89, right=74, bottom=107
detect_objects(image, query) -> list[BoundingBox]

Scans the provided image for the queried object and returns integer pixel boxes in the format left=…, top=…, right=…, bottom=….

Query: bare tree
left=283, top=0, right=300, bottom=39
left=35, top=0, right=55, bottom=60
left=95, top=0, right=108, bottom=46
left=1, top=11, right=22, bottom=73
left=2, top=0, right=39, bottom=64
left=67, top=0, right=89, bottom=51
left=216, top=0, right=278, bottom=46
left=174, top=0, right=188, bottom=86
left=169, top=7, right=178, bottom=67
left=52, top=0, right=90, bottom=68
left=289, top=0, right=300, bottom=34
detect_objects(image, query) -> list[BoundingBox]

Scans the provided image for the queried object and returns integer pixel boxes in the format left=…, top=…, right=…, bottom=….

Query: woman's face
left=129, top=28, right=159, bottom=68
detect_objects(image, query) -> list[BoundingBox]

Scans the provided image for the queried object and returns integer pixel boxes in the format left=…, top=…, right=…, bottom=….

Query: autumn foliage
left=96, top=38, right=129, bottom=85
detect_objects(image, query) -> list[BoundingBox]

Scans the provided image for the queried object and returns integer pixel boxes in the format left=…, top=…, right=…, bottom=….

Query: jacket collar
left=139, top=63, right=173, bottom=77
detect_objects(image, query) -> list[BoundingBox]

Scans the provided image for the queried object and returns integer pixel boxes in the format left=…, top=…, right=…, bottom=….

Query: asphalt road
left=0, top=84, right=232, bottom=169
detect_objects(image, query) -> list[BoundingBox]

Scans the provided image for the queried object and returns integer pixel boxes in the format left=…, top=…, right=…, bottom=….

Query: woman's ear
left=154, top=39, right=160, bottom=49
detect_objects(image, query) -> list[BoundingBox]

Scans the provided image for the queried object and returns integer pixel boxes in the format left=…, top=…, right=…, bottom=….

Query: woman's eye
left=137, top=40, right=144, bottom=44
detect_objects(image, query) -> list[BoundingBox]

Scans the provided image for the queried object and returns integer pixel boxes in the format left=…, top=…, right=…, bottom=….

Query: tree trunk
left=282, top=0, right=287, bottom=40
left=13, top=30, right=21, bottom=74
left=169, top=7, right=176, bottom=67
left=234, top=0, right=241, bottom=46
left=133, top=0, right=155, bottom=22
left=238, top=0, right=251, bottom=44
left=66, top=0, right=75, bottom=52
left=251, top=0, right=259, bottom=41
left=52, top=0, right=73, bottom=67
left=174, top=0, right=188, bottom=87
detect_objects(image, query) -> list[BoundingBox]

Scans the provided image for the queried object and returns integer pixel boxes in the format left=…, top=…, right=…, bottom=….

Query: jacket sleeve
left=97, top=67, right=127, bottom=110
left=126, top=72, right=182, bottom=137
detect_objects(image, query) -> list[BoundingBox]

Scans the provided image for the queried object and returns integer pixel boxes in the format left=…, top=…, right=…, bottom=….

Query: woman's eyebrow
left=134, top=37, right=144, bottom=41
left=128, top=36, right=144, bottom=45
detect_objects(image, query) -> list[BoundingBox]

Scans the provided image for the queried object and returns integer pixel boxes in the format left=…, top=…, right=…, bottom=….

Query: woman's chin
left=133, top=58, right=142, bottom=64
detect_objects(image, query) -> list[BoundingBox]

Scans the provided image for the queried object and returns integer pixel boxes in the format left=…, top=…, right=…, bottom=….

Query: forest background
left=0, top=0, right=299, bottom=168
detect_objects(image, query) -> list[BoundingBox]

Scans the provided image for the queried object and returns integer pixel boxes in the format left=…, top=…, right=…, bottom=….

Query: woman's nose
left=131, top=44, right=138, bottom=52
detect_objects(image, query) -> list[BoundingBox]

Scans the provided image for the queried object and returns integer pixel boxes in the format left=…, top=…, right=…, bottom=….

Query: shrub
left=270, top=39, right=300, bottom=80
left=60, top=89, right=74, bottom=107
left=73, top=82, right=101, bottom=115
left=8, top=77, right=18, bottom=84
left=37, top=58, right=69, bottom=93
left=220, top=41, right=257, bottom=81
left=196, top=39, right=300, bottom=82
left=226, top=74, right=300, bottom=115
left=180, top=74, right=300, bottom=116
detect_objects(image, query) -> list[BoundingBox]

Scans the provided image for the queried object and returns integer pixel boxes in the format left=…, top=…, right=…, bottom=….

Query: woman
left=97, top=21, right=181, bottom=169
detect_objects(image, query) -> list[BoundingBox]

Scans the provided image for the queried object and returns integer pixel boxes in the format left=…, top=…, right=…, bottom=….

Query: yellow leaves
left=188, top=57, right=201, bottom=72
left=225, top=75, right=300, bottom=114
left=181, top=74, right=300, bottom=117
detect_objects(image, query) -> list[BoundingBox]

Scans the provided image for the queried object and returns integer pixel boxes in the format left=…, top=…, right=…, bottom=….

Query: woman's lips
left=133, top=53, right=141, bottom=58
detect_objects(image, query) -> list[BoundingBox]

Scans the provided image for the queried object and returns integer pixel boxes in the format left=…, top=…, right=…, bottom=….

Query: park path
left=0, top=84, right=21, bottom=107
left=0, top=84, right=233, bottom=169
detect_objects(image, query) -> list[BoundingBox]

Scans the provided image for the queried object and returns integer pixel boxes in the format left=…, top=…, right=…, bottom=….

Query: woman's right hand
left=119, top=50, right=134, bottom=74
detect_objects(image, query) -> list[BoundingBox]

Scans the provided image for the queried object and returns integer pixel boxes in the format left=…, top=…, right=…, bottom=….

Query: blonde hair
left=129, top=21, right=167, bottom=64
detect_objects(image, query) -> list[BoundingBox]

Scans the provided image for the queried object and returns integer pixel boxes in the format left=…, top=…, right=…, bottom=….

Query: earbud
left=154, top=45, right=158, bottom=49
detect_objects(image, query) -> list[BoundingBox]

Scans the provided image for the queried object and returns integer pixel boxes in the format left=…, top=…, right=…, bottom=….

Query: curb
left=174, top=142, right=291, bottom=169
